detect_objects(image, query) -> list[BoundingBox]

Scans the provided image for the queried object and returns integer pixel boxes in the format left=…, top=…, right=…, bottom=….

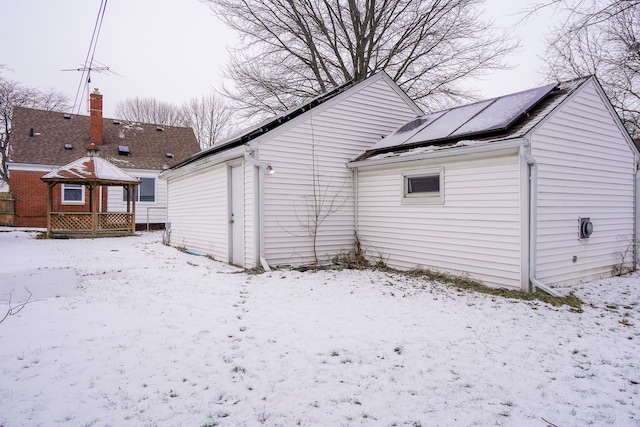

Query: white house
left=348, top=76, right=639, bottom=292
left=162, top=74, right=638, bottom=293
left=161, top=72, right=422, bottom=269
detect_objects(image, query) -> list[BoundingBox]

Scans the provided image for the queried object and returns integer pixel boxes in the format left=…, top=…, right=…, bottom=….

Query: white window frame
left=401, top=168, right=444, bottom=205
left=123, top=177, right=156, bottom=203
left=61, top=183, right=85, bottom=205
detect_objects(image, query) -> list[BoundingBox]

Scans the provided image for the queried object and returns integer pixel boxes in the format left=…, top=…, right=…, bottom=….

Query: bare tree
left=204, top=0, right=516, bottom=118
left=114, top=95, right=235, bottom=148
left=539, top=0, right=640, bottom=137
left=181, top=93, right=235, bottom=149
left=113, top=97, right=187, bottom=127
left=0, top=69, right=70, bottom=183
left=295, top=137, right=347, bottom=264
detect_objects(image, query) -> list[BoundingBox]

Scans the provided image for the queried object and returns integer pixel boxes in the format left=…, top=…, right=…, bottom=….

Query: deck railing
left=48, top=212, right=135, bottom=237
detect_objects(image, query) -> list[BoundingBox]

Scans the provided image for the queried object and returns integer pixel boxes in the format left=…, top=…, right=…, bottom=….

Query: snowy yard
left=1, top=230, right=639, bottom=427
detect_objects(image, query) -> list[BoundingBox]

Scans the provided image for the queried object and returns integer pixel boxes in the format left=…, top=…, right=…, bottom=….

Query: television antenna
left=63, top=59, right=121, bottom=113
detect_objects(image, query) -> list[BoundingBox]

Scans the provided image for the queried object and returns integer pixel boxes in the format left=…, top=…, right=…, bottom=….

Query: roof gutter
left=347, top=139, right=524, bottom=169
left=160, top=146, right=246, bottom=180
left=520, top=144, right=561, bottom=297
left=244, top=147, right=271, bottom=272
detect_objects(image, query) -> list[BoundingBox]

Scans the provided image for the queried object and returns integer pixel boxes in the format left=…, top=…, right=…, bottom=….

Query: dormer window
left=118, top=145, right=130, bottom=156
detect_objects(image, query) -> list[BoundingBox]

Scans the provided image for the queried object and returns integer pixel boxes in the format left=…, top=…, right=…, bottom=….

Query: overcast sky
left=1, top=0, right=559, bottom=118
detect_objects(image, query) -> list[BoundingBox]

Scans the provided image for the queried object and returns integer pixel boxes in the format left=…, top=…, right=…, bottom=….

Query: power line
left=69, top=0, right=109, bottom=115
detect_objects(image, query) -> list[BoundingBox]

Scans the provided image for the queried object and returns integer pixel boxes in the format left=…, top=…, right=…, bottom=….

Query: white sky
left=0, top=0, right=559, bottom=118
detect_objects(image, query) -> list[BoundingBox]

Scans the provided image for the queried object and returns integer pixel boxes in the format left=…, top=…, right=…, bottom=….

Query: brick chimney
left=90, top=89, right=103, bottom=145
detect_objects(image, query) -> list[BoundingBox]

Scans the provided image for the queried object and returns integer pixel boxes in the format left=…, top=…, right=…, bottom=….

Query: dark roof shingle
left=9, top=107, right=200, bottom=170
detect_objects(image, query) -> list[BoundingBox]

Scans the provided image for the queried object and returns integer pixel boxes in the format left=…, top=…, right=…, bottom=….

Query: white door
left=230, top=165, right=244, bottom=266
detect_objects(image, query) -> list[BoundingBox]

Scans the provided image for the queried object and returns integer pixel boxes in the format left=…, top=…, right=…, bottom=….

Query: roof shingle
left=9, top=107, right=200, bottom=170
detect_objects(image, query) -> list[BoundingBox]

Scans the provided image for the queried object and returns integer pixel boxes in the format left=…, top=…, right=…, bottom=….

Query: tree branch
left=0, top=289, right=33, bottom=325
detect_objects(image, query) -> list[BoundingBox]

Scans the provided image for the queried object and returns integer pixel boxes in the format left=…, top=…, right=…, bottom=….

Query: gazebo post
left=131, top=184, right=136, bottom=234
left=125, top=185, right=131, bottom=213
left=46, top=182, right=54, bottom=238
left=90, top=184, right=98, bottom=237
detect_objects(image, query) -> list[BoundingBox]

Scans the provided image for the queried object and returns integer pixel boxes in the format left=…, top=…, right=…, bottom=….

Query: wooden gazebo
left=40, top=143, right=140, bottom=238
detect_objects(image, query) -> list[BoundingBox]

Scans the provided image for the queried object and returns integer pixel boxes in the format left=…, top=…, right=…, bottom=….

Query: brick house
left=7, top=90, right=200, bottom=229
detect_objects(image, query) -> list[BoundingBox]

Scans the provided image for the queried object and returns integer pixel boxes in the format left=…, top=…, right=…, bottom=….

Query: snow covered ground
left=0, top=230, right=639, bottom=427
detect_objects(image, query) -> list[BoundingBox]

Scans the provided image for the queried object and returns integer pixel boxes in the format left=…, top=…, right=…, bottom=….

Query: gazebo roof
left=41, top=146, right=140, bottom=186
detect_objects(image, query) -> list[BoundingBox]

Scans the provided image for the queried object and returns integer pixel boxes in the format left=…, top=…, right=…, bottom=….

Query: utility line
left=71, top=0, right=109, bottom=115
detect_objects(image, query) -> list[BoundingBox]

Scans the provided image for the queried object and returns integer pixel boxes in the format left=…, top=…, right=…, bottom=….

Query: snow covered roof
left=352, top=76, right=591, bottom=163
left=41, top=150, right=140, bottom=185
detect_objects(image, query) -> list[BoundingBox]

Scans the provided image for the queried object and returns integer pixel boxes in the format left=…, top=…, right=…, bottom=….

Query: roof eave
left=160, top=145, right=246, bottom=180
left=40, top=177, right=141, bottom=185
left=347, top=138, right=525, bottom=168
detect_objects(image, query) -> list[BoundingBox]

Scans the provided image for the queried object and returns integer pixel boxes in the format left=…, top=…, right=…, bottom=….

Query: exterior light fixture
left=267, top=165, right=275, bottom=174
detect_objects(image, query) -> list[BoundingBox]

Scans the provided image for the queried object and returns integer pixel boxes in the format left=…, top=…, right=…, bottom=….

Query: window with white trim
left=62, top=183, right=85, bottom=204
left=402, top=169, right=444, bottom=204
left=123, top=177, right=156, bottom=202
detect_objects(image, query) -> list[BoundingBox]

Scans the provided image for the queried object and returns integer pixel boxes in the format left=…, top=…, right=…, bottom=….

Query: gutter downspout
left=244, top=148, right=271, bottom=272
left=635, top=159, right=639, bottom=270
left=353, top=168, right=359, bottom=243
left=520, top=145, right=561, bottom=297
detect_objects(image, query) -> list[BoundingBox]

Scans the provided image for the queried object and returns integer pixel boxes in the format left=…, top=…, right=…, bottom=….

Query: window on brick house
left=62, top=183, right=85, bottom=204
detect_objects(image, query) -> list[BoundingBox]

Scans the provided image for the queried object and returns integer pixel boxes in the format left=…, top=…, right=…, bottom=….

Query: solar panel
left=450, top=83, right=558, bottom=138
left=404, top=99, right=494, bottom=145
left=369, top=111, right=446, bottom=150
left=371, top=82, right=559, bottom=151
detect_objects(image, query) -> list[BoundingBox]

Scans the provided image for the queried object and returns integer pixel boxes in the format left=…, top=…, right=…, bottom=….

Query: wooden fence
left=0, top=192, right=15, bottom=226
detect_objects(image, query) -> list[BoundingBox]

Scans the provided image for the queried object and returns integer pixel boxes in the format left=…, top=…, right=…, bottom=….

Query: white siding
left=106, top=169, right=166, bottom=226
left=165, top=163, right=229, bottom=262
left=532, top=80, right=637, bottom=286
left=244, top=163, right=257, bottom=268
left=259, top=77, right=420, bottom=266
left=356, top=153, right=523, bottom=289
